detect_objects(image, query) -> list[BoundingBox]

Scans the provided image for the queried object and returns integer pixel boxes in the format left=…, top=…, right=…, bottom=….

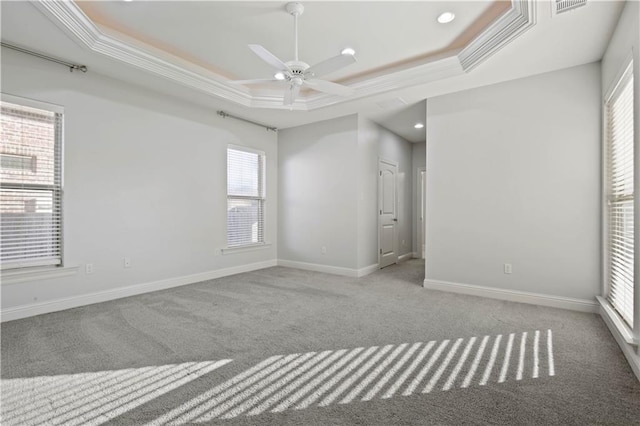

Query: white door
left=379, top=160, right=398, bottom=268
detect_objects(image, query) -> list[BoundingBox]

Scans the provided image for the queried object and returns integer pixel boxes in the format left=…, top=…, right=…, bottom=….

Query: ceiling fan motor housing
left=285, top=61, right=310, bottom=80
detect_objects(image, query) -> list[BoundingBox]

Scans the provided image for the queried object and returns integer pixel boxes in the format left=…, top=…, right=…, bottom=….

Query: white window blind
left=1, top=100, right=63, bottom=269
left=227, top=147, right=265, bottom=247
left=606, top=63, right=634, bottom=328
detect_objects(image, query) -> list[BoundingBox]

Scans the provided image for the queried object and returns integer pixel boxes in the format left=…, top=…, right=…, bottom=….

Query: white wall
left=600, top=0, right=640, bottom=379
left=412, top=141, right=426, bottom=257
left=1, top=49, right=278, bottom=316
left=377, top=125, right=414, bottom=259
left=425, top=62, right=601, bottom=301
left=278, top=115, right=359, bottom=271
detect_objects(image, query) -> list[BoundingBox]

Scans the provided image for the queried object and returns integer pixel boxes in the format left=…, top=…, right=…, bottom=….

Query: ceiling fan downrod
left=286, top=2, right=304, bottom=63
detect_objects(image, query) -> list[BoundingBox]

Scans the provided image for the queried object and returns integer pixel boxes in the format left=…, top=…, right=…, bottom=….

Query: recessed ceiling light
left=274, top=72, right=285, bottom=81
left=414, top=123, right=425, bottom=129
left=437, top=12, right=455, bottom=24
left=341, top=47, right=356, bottom=56
left=123, top=0, right=134, bottom=2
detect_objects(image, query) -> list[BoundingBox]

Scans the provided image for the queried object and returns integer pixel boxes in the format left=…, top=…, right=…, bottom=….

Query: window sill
left=1, top=265, right=79, bottom=285
left=222, top=243, right=272, bottom=255
left=597, top=296, right=637, bottom=346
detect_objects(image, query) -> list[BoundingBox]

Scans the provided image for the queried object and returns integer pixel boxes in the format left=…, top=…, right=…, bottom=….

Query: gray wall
left=425, top=62, right=601, bottom=300
left=278, top=115, right=359, bottom=270
left=278, top=115, right=413, bottom=273
left=1, top=49, right=278, bottom=311
left=357, top=116, right=380, bottom=269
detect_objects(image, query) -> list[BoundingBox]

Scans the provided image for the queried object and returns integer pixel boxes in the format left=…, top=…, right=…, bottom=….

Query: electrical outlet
left=321, top=246, right=327, bottom=255
left=124, top=257, right=131, bottom=268
left=504, top=263, right=512, bottom=274
left=85, top=263, right=94, bottom=274
left=402, top=239, right=406, bottom=246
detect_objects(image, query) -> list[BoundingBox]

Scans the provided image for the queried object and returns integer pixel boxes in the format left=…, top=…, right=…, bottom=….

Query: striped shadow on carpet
left=151, top=329, right=555, bottom=424
left=1, top=360, right=233, bottom=426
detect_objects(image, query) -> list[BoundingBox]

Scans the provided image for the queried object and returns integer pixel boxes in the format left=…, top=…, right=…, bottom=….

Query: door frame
left=417, top=167, right=426, bottom=259
left=378, top=158, right=399, bottom=268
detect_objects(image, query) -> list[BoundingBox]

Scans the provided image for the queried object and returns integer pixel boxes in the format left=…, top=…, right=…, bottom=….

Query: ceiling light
left=341, top=47, right=356, bottom=56
left=414, top=123, right=424, bottom=129
left=437, top=12, right=455, bottom=24
left=274, top=72, right=285, bottom=81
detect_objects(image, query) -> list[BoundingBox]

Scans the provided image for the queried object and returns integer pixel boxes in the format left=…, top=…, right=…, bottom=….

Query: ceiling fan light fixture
left=414, top=123, right=425, bottom=129
left=437, top=12, right=455, bottom=24
left=237, top=2, right=357, bottom=106
left=341, top=47, right=356, bottom=56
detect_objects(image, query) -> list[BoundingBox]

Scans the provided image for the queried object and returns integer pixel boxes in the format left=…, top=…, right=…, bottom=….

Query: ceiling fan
left=232, top=2, right=357, bottom=105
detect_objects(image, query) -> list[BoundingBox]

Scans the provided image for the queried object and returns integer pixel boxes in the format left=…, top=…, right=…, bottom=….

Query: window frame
left=225, top=144, right=267, bottom=250
left=0, top=93, right=65, bottom=271
left=601, top=54, right=637, bottom=343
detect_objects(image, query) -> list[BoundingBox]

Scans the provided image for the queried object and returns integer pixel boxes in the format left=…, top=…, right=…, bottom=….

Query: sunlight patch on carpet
left=1, top=330, right=555, bottom=425
left=0, top=359, right=232, bottom=426
left=150, top=330, right=555, bottom=424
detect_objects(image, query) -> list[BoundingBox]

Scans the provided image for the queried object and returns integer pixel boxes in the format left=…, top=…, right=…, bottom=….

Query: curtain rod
left=1, top=42, right=87, bottom=73
left=217, top=111, right=277, bottom=132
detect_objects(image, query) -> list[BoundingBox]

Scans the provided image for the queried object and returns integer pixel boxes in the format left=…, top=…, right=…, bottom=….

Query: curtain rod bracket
left=70, top=65, right=88, bottom=73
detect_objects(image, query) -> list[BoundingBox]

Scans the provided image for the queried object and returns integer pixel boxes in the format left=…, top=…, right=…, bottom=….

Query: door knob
left=393, top=218, right=398, bottom=222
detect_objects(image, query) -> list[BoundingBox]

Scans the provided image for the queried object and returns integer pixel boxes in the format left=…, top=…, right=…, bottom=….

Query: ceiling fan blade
left=232, top=78, right=285, bottom=85
left=306, top=54, right=356, bottom=79
left=284, top=84, right=301, bottom=105
left=248, top=44, right=292, bottom=72
left=304, top=79, right=354, bottom=97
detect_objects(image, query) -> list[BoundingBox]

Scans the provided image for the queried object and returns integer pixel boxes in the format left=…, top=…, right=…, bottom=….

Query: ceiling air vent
left=553, top=0, right=587, bottom=16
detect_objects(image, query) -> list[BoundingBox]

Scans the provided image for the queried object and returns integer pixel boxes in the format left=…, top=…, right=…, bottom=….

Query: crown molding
left=240, top=54, right=464, bottom=111
left=459, top=0, right=536, bottom=71
left=305, top=55, right=465, bottom=110
left=32, top=0, right=252, bottom=106
left=34, top=0, right=536, bottom=110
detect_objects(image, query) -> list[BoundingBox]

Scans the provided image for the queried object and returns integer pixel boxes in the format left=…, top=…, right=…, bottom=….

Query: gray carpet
left=2, top=259, right=640, bottom=425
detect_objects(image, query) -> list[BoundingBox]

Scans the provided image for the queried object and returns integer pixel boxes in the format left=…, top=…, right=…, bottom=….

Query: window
left=605, top=61, right=634, bottom=328
left=0, top=97, right=63, bottom=269
left=227, top=146, right=265, bottom=247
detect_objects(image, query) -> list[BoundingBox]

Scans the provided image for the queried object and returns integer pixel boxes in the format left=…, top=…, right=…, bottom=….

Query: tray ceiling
left=34, top=0, right=533, bottom=110
left=0, top=0, right=624, bottom=140
left=75, top=1, right=507, bottom=82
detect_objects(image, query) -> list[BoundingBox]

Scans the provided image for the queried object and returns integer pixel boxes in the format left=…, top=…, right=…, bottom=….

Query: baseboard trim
left=1, top=260, right=278, bottom=322
left=277, top=259, right=378, bottom=278
left=422, top=278, right=598, bottom=313
left=597, top=297, right=640, bottom=382
left=357, top=263, right=379, bottom=277
left=398, top=253, right=415, bottom=262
